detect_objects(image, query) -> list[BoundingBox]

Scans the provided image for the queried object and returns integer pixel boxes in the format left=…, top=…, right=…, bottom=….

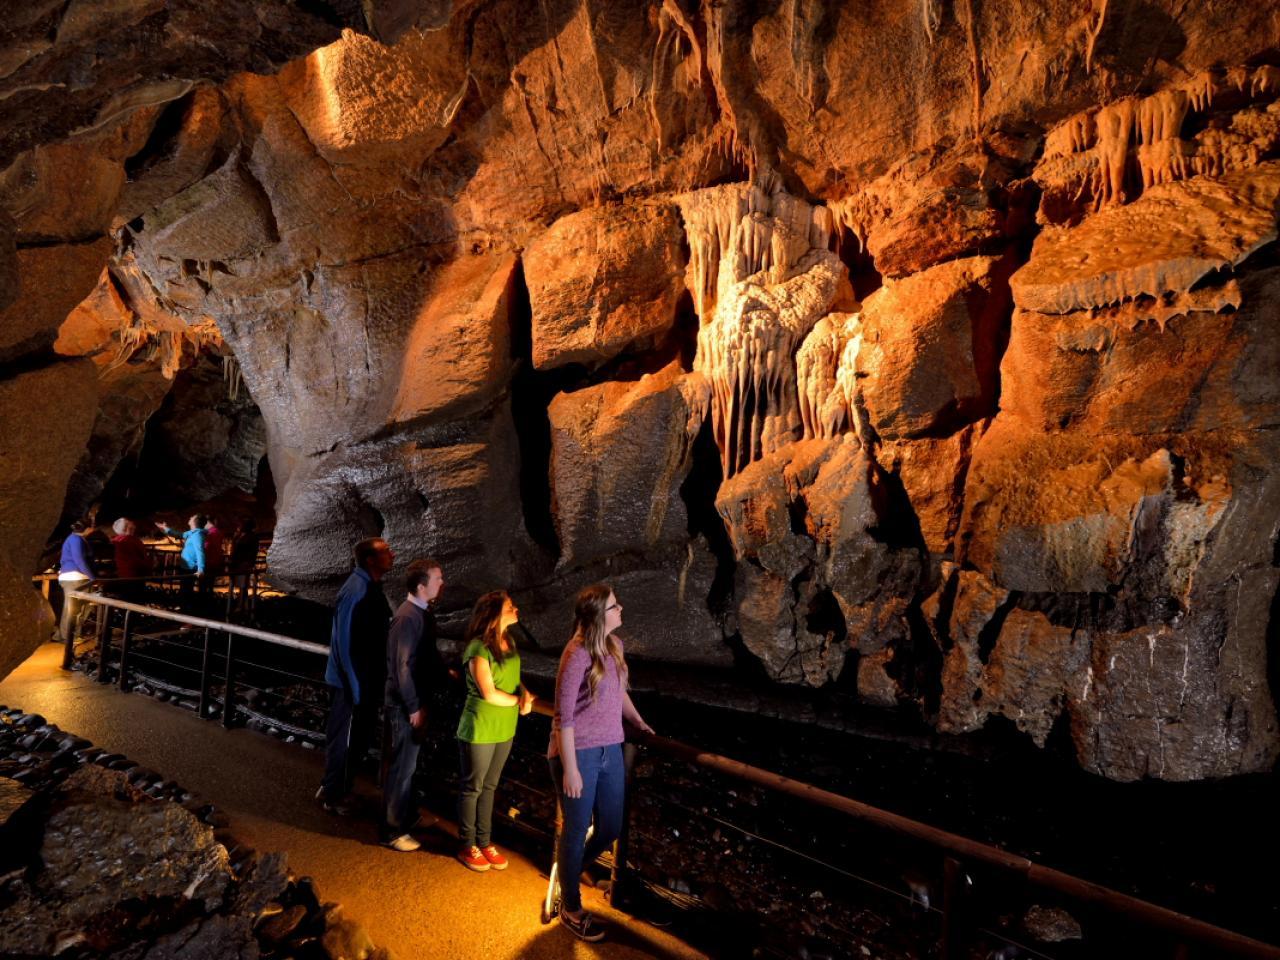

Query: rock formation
left=2, top=1, right=1279, bottom=780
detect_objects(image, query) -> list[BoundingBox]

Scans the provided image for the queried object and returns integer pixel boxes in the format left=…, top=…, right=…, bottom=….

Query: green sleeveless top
left=455, top=638, right=520, bottom=743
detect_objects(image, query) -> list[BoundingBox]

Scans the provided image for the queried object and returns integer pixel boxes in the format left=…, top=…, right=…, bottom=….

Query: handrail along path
left=62, top=588, right=1280, bottom=960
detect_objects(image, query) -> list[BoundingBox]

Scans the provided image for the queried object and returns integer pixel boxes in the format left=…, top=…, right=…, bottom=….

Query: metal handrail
left=66, top=590, right=326, bottom=655
left=63, top=589, right=1280, bottom=959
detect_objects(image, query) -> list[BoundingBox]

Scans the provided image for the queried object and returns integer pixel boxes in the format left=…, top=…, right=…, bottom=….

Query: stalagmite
left=796, top=312, right=863, bottom=442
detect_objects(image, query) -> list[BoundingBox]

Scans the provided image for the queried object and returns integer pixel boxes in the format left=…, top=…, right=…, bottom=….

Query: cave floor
left=0, top=642, right=706, bottom=960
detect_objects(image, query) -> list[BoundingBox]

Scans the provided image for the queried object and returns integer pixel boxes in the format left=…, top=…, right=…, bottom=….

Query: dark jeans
left=320, top=686, right=379, bottom=803
left=457, top=739, right=513, bottom=848
left=549, top=743, right=626, bottom=914
left=382, top=706, right=421, bottom=840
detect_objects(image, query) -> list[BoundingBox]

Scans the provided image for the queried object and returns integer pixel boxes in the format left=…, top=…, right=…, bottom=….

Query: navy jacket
left=324, top=568, right=391, bottom=704
left=385, top=598, right=447, bottom=715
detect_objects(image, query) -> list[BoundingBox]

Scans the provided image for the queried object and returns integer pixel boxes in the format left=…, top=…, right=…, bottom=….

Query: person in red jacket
left=110, top=518, right=151, bottom=602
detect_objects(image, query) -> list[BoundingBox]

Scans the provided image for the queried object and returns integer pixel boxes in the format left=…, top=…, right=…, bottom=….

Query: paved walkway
left=0, top=642, right=706, bottom=960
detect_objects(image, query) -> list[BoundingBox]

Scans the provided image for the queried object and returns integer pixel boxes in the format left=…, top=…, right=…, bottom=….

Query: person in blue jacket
left=155, top=515, right=208, bottom=595
left=316, top=537, right=395, bottom=816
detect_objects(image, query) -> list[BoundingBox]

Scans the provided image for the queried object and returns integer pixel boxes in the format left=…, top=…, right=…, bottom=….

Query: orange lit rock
left=1002, top=269, right=1280, bottom=436
left=391, top=252, right=518, bottom=426
left=0, top=239, right=114, bottom=364
left=856, top=255, right=1013, bottom=440
left=1012, top=161, right=1280, bottom=315
left=524, top=202, right=688, bottom=370
left=0, top=360, right=99, bottom=625
left=548, top=362, right=708, bottom=568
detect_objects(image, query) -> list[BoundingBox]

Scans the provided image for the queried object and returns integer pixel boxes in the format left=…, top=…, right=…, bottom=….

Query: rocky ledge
left=0, top=706, right=392, bottom=960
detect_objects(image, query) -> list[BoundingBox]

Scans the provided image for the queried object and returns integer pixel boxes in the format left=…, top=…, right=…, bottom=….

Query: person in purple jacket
left=57, top=520, right=96, bottom=648
left=548, top=583, right=654, bottom=942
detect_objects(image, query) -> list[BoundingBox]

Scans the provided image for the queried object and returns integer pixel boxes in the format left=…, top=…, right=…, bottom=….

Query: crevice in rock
left=833, top=227, right=882, bottom=302
left=123, top=92, right=193, bottom=180
left=679, top=414, right=736, bottom=617
left=0, top=347, right=70, bottom=382
left=1191, top=239, right=1280, bottom=291
left=866, top=457, right=925, bottom=552
left=976, top=591, right=1018, bottom=664
left=507, top=257, right=563, bottom=558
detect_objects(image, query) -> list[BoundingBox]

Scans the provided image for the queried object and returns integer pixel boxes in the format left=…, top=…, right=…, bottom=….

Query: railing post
left=198, top=626, right=213, bottom=718
left=610, top=740, right=640, bottom=911
left=221, top=631, right=236, bottom=728
left=941, top=856, right=968, bottom=960
left=95, top=603, right=112, bottom=683
left=116, top=610, right=133, bottom=691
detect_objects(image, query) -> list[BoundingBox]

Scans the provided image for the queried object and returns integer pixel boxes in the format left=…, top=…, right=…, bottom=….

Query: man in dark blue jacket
left=316, top=537, right=394, bottom=816
left=381, top=557, right=447, bottom=850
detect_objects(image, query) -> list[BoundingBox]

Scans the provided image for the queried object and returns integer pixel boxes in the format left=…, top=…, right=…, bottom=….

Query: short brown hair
left=405, top=557, right=441, bottom=594
left=353, top=537, right=388, bottom=571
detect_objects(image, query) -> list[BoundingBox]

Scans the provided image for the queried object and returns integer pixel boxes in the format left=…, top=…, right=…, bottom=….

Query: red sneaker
left=458, top=845, right=490, bottom=872
left=480, top=844, right=508, bottom=870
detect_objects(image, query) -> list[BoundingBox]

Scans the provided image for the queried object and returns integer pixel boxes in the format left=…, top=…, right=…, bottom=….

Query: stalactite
left=223, top=354, right=244, bottom=402
left=1093, top=97, right=1136, bottom=207
left=682, top=184, right=844, bottom=477
left=1253, top=65, right=1280, bottom=97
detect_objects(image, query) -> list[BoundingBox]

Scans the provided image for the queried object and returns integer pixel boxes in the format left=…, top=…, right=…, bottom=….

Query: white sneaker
left=384, top=834, right=421, bottom=852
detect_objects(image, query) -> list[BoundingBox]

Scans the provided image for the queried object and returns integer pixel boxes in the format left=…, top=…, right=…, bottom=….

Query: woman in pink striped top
left=548, top=583, right=653, bottom=942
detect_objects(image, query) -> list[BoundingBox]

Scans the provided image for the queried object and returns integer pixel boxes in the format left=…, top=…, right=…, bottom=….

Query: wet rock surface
left=0, top=705, right=394, bottom=960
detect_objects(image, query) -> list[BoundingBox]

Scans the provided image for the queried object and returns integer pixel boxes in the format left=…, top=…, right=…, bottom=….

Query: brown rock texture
left=3, top=1, right=1280, bottom=781
left=525, top=202, right=689, bottom=370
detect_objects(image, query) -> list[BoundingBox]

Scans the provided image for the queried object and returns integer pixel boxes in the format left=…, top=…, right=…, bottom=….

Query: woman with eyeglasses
left=548, top=583, right=654, bottom=942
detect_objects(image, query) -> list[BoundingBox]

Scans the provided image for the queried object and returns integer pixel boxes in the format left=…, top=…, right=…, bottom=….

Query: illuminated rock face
left=4, top=2, right=1280, bottom=779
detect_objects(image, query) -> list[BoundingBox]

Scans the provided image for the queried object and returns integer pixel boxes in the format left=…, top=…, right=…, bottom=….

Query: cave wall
left=2, top=0, right=1279, bottom=779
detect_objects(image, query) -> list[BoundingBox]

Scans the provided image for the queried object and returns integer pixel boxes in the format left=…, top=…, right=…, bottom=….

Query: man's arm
left=389, top=611, right=422, bottom=714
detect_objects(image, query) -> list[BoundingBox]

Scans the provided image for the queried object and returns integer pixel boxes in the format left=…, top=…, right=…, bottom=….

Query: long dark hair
left=572, top=583, right=627, bottom=701
left=465, top=590, right=513, bottom=664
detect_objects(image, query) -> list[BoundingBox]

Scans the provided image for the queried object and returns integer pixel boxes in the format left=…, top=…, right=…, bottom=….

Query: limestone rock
left=548, top=364, right=708, bottom=568
left=736, top=563, right=843, bottom=686
left=0, top=239, right=114, bottom=363
left=525, top=202, right=688, bottom=370
left=877, top=425, right=986, bottom=559
left=0, top=361, right=99, bottom=574
left=856, top=255, right=1013, bottom=440
left=1011, top=161, right=1280, bottom=315
left=1002, top=268, right=1280, bottom=436
left=980, top=608, right=1085, bottom=747
left=0, top=0, right=390, bottom=169
left=132, top=353, right=266, bottom=507
left=391, top=252, right=518, bottom=426
left=269, top=410, right=520, bottom=605
left=0, top=765, right=233, bottom=955
left=936, top=568, right=1010, bottom=734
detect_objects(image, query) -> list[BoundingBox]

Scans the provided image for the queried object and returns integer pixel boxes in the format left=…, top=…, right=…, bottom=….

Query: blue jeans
left=549, top=743, right=625, bottom=914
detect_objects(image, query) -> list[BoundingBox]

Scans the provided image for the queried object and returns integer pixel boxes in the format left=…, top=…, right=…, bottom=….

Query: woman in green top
left=456, top=590, right=533, bottom=872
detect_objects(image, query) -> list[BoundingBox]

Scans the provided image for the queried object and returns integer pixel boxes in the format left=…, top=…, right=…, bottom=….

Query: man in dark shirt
left=381, top=558, right=447, bottom=850
left=316, top=537, right=394, bottom=816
